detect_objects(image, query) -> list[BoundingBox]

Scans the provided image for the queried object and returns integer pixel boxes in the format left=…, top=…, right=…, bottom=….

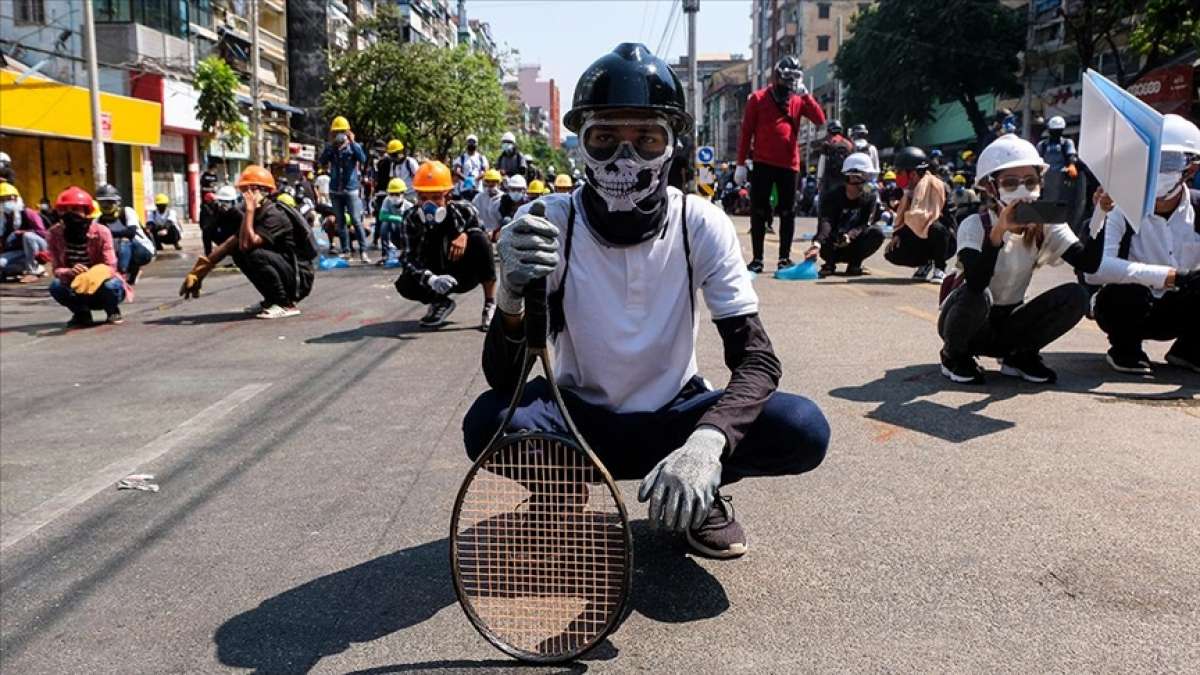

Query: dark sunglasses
left=994, top=175, right=1041, bottom=191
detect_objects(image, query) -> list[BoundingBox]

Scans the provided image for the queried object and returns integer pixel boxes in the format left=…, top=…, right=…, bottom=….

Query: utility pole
left=249, top=0, right=263, bottom=164
left=81, top=0, right=107, bottom=187
left=1021, top=0, right=1036, bottom=140
left=684, top=0, right=700, bottom=149
left=835, top=14, right=844, bottom=122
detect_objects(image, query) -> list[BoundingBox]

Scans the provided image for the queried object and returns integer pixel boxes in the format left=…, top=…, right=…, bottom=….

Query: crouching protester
left=1085, top=113, right=1200, bottom=375
left=804, top=152, right=885, bottom=277
left=46, top=186, right=131, bottom=327
left=937, top=135, right=1102, bottom=385
left=462, top=44, right=831, bottom=559
left=885, top=146, right=953, bottom=283
left=375, top=178, right=412, bottom=262
left=392, top=160, right=497, bottom=330
left=147, top=193, right=183, bottom=250
left=1, top=182, right=50, bottom=281
left=178, top=166, right=315, bottom=319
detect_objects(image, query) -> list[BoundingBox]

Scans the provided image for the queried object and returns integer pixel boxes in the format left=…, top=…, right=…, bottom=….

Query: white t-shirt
left=1085, top=196, right=1198, bottom=297
left=517, top=188, right=758, bottom=413
left=956, top=211, right=1078, bottom=306
left=453, top=152, right=489, bottom=186
left=472, top=190, right=502, bottom=231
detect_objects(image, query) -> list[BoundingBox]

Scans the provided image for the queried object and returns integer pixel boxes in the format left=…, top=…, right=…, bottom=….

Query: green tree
left=194, top=55, right=249, bottom=166
left=836, top=0, right=1025, bottom=147
left=1057, top=1, right=1195, bottom=87
left=1128, top=0, right=1200, bottom=82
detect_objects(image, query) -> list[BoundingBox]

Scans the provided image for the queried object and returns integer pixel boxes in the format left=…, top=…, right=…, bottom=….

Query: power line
left=655, top=0, right=680, bottom=55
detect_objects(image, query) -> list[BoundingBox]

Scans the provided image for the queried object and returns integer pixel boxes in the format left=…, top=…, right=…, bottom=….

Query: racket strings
left=455, top=436, right=627, bottom=657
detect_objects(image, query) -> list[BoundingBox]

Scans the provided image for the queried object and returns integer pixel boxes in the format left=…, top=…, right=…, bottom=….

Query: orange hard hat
left=235, top=164, right=276, bottom=190
left=411, top=160, right=453, bottom=193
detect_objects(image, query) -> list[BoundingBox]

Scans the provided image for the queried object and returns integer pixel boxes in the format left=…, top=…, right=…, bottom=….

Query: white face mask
left=996, top=185, right=1040, bottom=208
left=508, top=190, right=525, bottom=201
left=2, top=200, right=19, bottom=213
left=1155, top=171, right=1183, bottom=199
left=388, top=196, right=406, bottom=208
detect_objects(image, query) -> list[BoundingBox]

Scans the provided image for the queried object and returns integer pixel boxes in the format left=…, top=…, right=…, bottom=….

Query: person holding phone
left=938, top=135, right=1103, bottom=384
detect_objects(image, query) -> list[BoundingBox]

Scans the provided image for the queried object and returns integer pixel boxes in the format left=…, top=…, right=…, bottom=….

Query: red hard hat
left=55, top=186, right=93, bottom=210
left=203, top=192, right=216, bottom=203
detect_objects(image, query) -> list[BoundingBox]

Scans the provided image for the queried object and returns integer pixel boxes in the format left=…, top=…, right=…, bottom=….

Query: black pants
left=750, top=162, right=797, bottom=262
left=820, top=227, right=885, bottom=267
left=1093, top=284, right=1198, bottom=352
left=884, top=223, right=952, bottom=271
left=938, top=283, right=1088, bottom=359
left=394, top=229, right=496, bottom=305
left=151, top=226, right=181, bottom=249
left=232, top=248, right=314, bottom=307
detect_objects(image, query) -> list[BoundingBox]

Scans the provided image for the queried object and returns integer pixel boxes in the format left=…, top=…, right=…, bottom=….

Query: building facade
left=751, top=0, right=872, bottom=89
left=701, top=61, right=752, bottom=162
left=516, top=64, right=560, bottom=148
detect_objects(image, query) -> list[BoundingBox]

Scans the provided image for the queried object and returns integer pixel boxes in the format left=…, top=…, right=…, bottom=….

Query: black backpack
left=272, top=201, right=319, bottom=261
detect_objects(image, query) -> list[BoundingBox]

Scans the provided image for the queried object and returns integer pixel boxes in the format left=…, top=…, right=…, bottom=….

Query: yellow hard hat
left=386, top=139, right=404, bottom=154
left=330, top=116, right=351, bottom=132
left=554, top=174, right=573, bottom=188
left=276, top=193, right=297, bottom=208
left=951, top=173, right=966, bottom=185
left=0, top=182, right=19, bottom=199
left=88, top=199, right=102, bottom=219
left=482, top=168, right=502, bottom=183
left=882, top=170, right=896, bottom=181
left=528, top=179, right=548, bottom=195
left=961, top=149, right=975, bottom=160
left=154, top=193, right=170, bottom=205
left=386, top=178, right=407, bottom=194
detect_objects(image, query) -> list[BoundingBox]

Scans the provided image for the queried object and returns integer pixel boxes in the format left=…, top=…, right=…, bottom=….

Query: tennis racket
left=450, top=203, right=633, bottom=663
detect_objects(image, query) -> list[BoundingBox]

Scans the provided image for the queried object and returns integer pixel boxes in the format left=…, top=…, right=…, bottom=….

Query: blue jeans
left=331, top=192, right=365, bottom=253
left=0, top=232, right=47, bottom=274
left=49, top=277, right=126, bottom=316
left=115, top=239, right=153, bottom=281
left=462, top=376, right=830, bottom=485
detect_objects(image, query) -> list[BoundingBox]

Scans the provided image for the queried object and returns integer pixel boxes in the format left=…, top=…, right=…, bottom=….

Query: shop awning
left=263, top=100, right=305, bottom=116
left=0, top=69, right=161, bottom=146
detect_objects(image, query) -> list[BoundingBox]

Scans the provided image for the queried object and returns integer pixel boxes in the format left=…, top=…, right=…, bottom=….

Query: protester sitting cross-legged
left=46, top=186, right=132, bottom=327
left=178, top=166, right=316, bottom=319
left=462, top=44, right=830, bottom=560
left=937, top=135, right=1103, bottom=385
left=884, top=146, right=953, bottom=283
left=804, top=152, right=885, bottom=277
left=0, top=181, right=50, bottom=281
left=1084, top=113, right=1200, bottom=375
left=391, top=160, right=497, bottom=330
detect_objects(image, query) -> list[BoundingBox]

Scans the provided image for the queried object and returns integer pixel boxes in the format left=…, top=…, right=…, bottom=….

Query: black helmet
left=564, top=43, right=692, bottom=134
left=849, top=123, right=868, bottom=139
left=894, top=146, right=929, bottom=171
left=774, top=55, right=803, bottom=81
left=95, top=184, right=121, bottom=203
left=827, top=119, right=843, bottom=135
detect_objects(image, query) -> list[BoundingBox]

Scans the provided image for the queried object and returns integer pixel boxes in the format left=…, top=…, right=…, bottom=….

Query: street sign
left=696, top=145, right=715, bottom=164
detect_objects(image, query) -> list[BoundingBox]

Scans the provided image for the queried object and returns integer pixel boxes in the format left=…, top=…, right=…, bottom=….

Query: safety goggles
left=1160, top=151, right=1197, bottom=173
left=845, top=174, right=867, bottom=186
left=993, top=175, right=1041, bottom=192
left=580, top=117, right=674, bottom=164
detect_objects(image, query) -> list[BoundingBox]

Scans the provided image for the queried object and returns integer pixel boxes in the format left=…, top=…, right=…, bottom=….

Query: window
left=818, top=3, right=830, bottom=19
left=14, top=0, right=45, bottom=24
left=97, top=0, right=189, bottom=38
left=817, top=35, right=830, bottom=52
left=95, top=0, right=132, bottom=22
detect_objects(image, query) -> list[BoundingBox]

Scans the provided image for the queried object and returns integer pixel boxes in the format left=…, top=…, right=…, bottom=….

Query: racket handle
left=525, top=201, right=549, bottom=350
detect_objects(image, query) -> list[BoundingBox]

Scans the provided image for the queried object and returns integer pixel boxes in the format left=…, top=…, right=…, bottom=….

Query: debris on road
left=117, top=474, right=160, bottom=492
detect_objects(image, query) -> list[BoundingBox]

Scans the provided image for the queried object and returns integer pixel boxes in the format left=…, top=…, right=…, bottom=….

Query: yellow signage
left=0, top=69, right=161, bottom=147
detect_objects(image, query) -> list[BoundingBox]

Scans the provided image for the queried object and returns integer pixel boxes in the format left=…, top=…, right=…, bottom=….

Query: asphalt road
left=1, top=216, right=1197, bottom=674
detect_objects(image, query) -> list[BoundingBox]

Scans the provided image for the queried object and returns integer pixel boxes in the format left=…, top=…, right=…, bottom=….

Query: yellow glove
left=70, top=264, right=113, bottom=295
left=1065, top=164, right=1078, bottom=180
left=179, top=256, right=215, bottom=299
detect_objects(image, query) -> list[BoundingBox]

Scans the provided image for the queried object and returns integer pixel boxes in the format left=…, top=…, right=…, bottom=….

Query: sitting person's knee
left=462, top=390, right=509, bottom=460
left=772, top=394, right=831, bottom=473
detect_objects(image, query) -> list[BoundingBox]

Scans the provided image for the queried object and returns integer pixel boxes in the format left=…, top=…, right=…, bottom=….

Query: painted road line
left=0, top=383, right=272, bottom=553
left=896, top=304, right=939, bottom=324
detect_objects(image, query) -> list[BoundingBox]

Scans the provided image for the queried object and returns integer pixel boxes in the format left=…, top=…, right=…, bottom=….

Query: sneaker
left=244, top=302, right=267, bottom=314
left=929, top=268, right=947, bottom=284
left=912, top=263, right=931, bottom=280
left=1106, top=347, right=1152, bottom=374
left=844, top=263, right=866, bottom=276
left=747, top=260, right=764, bottom=274
left=777, top=258, right=794, bottom=271
left=940, top=349, right=985, bottom=384
left=686, top=495, right=747, bottom=559
left=480, top=300, right=496, bottom=332
left=30, top=263, right=46, bottom=276
left=359, top=251, right=371, bottom=264
left=1164, top=342, right=1200, bottom=373
left=765, top=223, right=775, bottom=234
left=66, top=312, right=94, bottom=328
left=420, top=298, right=457, bottom=328
left=1000, top=352, right=1057, bottom=383
left=256, top=304, right=301, bottom=319
left=105, top=312, right=124, bottom=325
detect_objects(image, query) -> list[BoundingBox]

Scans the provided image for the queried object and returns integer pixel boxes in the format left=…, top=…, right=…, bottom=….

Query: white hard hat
left=842, top=152, right=877, bottom=177
left=506, top=175, right=527, bottom=190
left=501, top=131, right=516, bottom=144
left=974, top=135, right=1047, bottom=186
left=466, top=134, right=478, bottom=143
left=215, top=185, right=238, bottom=201
left=0, top=151, right=10, bottom=163
left=1161, top=114, right=1200, bottom=156
left=1047, top=116, right=1066, bottom=131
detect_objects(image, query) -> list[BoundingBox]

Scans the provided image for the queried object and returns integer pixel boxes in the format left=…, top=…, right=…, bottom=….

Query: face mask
left=421, top=201, right=446, bottom=224
left=955, top=186, right=965, bottom=194
left=485, top=185, right=499, bottom=196
left=1155, top=171, right=1183, bottom=199
left=156, top=205, right=167, bottom=213
left=334, top=133, right=348, bottom=145
left=467, top=142, right=477, bottom=152
left=389, top=153, right=401, bottom=161
left=1049, top=130, right=1062, bottom=139
left=2, top=201, right=18, bottom=213
left=996, top=184, right=1040, bottom=207
left=501, top=142, right=514, bottom=153
left=508, top=190, right=525, bottom=201
left=217, top=201, right=235, bottom=211
left=895, top=173, right=910, bottom=190
left=388, top=196, right=406, bottom=208
left=884, top=181, right=896, bottom=189
left=63, top=212, right=89, bottom=228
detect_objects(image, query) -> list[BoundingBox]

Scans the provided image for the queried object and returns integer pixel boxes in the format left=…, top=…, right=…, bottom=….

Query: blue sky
left=469, top=0, right=753, bottom=129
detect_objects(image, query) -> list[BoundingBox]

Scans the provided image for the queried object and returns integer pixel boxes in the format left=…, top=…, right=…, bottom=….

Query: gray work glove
left=425, top=273, right=457, bottom=296
left=496, top=210, right=559, bottom=315
left=734, top=164, right=748, bottom=185
left=638, top=426, right=726, bottom=532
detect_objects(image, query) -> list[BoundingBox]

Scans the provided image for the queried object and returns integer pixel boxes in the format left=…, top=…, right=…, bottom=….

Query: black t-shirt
left=254, top=203, right=294, bottom=252
left=200, top=171, right=220, bottom=192
left=817, top=187, right=877, bottom=246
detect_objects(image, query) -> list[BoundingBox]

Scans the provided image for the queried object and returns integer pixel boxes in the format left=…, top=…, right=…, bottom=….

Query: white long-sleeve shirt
left=1085, top=193, right=1198, bottom=297
left=472, top=190, right=502, bottom=232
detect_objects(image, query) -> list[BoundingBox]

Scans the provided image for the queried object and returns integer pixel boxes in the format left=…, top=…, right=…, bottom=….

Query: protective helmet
left=386, top=178, right=408, bottom=194
left=882, top=170, right=897, bottom=181
left=1161, top=114, right=1200, bottom=157
left=554, top=173, right=573, bottom=188
left=466, top=134, right=479, bottom=144
left=411, top=160, right=453, bottom=192
left=952, top=173, right=967, bottom=185
left=89, top=200, right=102, bottom=219
left=0, top=151, right=10, bottom=163
left=841, top=152, right=877, bottom=177
left=564, top=43, right=692, bottom=134
left=386, top=139, right=404, bottom=154
left=55, top=186, right=93, bottom=210
left=275, top=193, right=297, bottom=208
left=0, top=182, right=19, bottom=199
left=930, top=148, right=943, bottom=158
left=893, top=147, right=929, bottom=171
left=773, top=55, right=803, bottom=82
left=527, top=179, right=548, bottom=195
left=961, top=149, right=976, bottom=161
left=154, top=193, right=170, bottom=206
left=827, top=119, right=843, bottom=135
left=1047, top=116, right=1066, bottom=131
left=501, top=131, right=517, bottom=144
left=974, top=134, right=1047, bottom=186
left=506, top=175, right=527, bottom=191
left=235, top=165, right=277, bottom=190
left=849, top=123, right=868, bottom=139
left=215, top=185, right=238, bottom=202
left=95, top=183, right=122, bottom=203
left=482, top=168, right=502, bottom=182
left=330, top=116, right=350, bottom=132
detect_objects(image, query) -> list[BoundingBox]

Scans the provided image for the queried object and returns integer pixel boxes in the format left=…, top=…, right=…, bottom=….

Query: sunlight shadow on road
left=305, top=320, right=478, bottom=343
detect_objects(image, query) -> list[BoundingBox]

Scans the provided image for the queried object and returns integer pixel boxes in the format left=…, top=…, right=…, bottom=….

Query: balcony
left=95, top=23, right=191, bottom=71
left=258, top=28, right=287, bottom=61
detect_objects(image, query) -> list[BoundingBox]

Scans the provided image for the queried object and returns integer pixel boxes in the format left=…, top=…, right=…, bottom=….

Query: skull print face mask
left=578, top=116, right=676, bottom=246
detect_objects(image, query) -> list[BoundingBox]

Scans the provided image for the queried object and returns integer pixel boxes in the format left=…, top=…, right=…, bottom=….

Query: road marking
left=0, top=383, right=271, bottom=553
left=896, top=304, right=939, bottom=324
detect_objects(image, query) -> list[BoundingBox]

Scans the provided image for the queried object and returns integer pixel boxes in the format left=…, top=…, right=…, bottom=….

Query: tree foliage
left=836, top=0, right=1024, bottom=148
left=1128, top=0, right=1200, bottom=79
left=1058, top=0, right=1195, bottom=86
left=194, top=55, right=249, bottom=152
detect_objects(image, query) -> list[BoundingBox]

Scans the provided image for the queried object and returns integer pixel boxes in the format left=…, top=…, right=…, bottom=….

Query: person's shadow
left=213, top=520, right=728, bottom=673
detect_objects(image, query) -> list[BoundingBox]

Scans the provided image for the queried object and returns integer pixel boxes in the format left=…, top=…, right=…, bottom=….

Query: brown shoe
left=685, top=494, right=747, bottom=559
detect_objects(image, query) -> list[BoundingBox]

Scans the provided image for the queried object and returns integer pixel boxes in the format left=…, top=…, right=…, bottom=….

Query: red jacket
left=736, top=87, right=826, bottom=172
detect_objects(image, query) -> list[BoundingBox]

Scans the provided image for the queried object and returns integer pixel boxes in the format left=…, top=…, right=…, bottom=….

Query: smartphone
left=1012, top=200, right=1068, bottom=224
